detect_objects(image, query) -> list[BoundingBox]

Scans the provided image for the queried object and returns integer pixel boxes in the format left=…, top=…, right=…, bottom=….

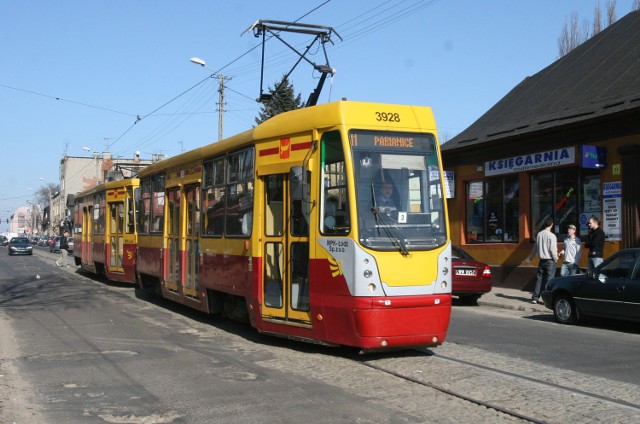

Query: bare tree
left=557, top=0, right=624, bottom=58
left=558, top=11, right=586, bottom=57
left=633, top=0, right=640, bottom=11
left=606, top=0, right=617, bottom=25
left=593, top=2, right=603, bottom=35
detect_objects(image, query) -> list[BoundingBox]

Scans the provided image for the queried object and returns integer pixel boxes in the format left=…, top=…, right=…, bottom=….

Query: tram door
left=183, top=185, right=200, bottom=298
left=82, top=205, right=93, bottom=265
left=108, top=202, right=125, bottom=272
left=261, top=172, right=311, bottom=325
left=166, top=187, right=181, bottom=292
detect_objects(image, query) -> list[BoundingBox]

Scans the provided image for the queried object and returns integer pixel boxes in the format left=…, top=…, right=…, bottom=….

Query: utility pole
left=217, top=75, right=231, bottom=141
left=189, top=57, right=231, bottom=142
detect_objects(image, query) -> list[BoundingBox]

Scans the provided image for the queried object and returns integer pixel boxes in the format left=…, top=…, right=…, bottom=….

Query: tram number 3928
left=375, top=111, right=401, bottom=122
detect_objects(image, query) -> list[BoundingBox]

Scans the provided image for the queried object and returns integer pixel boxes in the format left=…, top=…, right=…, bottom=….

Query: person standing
left=559, top=224, right=582, bottom=276
left=56, top=231, right=70, bottom=267
left=585, top=215, right=605, bottom=273
left=526, top=218, right=558, bottom=304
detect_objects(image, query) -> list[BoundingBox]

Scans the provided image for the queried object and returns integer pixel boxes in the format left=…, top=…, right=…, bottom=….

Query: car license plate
left=455, top=269, right=476, bottom=276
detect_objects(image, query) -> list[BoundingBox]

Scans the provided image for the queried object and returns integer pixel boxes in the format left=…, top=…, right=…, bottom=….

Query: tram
left=131, top=100, right=452, bottom=350
left=72, top=178, right=140, bottom=283
left=73, top=100, right=452, bottom=350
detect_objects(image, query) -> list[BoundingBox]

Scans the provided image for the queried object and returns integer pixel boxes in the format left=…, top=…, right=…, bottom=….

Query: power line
left=0, top=83, right=137, bottom=117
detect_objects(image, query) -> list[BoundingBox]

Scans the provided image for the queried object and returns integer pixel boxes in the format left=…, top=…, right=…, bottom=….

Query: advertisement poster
left=602, top=181, right=622, bottom=241
left=581, top=176, right=601, bottom=236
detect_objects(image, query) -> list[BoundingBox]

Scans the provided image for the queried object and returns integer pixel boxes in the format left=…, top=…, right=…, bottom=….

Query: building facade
left=52, top=152, right=157, bottom=234
left=441, top=11, right=640, bottom=289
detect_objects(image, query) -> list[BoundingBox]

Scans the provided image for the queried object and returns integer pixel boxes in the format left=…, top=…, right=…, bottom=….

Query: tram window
left=290, top=242, right=309, bottom=311
left=225, top=148, right=254, bottom=237
left=151, top=174, right=165, bottom=234
left=290, top=169, right=310, bottom=236
left=139, top=179, right=151, bottom=234
left=321, top=131, right=350, bottom=235
left=202, top=156, right=226, bottom=237
left=228, top=148, right=254, bottom=183
left=204, top=187, right=225, bottom=236
left=126, top=188, right=136, bottom=234
left=264, top=242, right=284, bottom=308
left=265, top=175, right=284, bottom=237
left=226, top=182, right=253, bottom=237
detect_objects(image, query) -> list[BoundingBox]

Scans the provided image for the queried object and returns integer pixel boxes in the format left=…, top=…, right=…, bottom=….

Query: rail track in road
left=356, top=345, right=640, bottom=423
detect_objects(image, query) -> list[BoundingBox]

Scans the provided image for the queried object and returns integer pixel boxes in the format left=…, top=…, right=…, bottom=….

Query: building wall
left=446, top=135, right=636, bottom=289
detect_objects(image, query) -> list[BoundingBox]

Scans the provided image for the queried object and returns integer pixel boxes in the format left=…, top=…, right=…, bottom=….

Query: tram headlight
left=367, top=283, right=376, bottom=292
left=442, top=266, right=449, bottom=275
left=440, top=280, right=448, bottom=289
left=363, top=269, right=372, bottom=278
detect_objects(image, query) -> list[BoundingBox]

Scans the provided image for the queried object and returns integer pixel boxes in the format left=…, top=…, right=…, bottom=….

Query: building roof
left=443, top=10, right=640, bottom=152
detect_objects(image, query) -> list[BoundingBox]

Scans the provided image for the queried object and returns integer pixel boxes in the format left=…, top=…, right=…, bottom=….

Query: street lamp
left=190, top=56, right=228, bottom=141
left=39, top=177, right=53, bottom=237
left=83, top=146, right=100, bottom=185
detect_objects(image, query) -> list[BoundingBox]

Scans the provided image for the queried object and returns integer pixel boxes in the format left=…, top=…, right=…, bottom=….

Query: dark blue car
left=8, top=237, right=33, bottom=256
left=541, top=248, right=640, bottom=324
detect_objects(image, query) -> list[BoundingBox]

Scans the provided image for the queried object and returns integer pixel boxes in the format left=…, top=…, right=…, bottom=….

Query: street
left=1, top=247, right=640, bottom=423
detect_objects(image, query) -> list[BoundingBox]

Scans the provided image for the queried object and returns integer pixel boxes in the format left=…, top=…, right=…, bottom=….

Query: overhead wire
left=4, top=0, right=436, bottom=163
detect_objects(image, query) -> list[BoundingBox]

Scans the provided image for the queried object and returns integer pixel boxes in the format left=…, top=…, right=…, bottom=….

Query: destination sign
left=349, top=130, right=435, bottom=151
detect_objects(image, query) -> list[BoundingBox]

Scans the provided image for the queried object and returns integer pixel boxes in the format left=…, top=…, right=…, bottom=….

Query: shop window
left=466, top=176, right=519, bottom=243
left=531, top=169, right=599, bottom=240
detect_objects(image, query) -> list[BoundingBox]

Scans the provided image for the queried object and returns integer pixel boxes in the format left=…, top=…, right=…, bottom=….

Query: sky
left=1, top=0, right=637, bottom=232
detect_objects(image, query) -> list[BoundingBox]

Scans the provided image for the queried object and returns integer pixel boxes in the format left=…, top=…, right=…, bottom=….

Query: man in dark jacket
left=585, top=216, right=605, bottom=273
left=56, top=232, right=70, bottom=267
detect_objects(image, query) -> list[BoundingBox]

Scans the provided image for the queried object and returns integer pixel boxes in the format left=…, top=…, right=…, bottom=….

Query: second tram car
left=73, top=178, right=140, bottom=283
left=130, top=100, right=452, bottom=350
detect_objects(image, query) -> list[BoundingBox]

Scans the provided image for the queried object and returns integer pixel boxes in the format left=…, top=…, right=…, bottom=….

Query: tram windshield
left=350, top=130, right=447, bottom=253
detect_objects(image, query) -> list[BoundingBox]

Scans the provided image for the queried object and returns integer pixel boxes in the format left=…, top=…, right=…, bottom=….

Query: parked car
left=0, top=235, right=8, bottom=246
left=50, top=236, right=62, bottom=252
left=8, top=237, right=33, bottom=256
left=451, top=245, right=492, bottom=304
left=542, top=248, right=640, bottom=325
left=49, top=236, right=73, bottom=253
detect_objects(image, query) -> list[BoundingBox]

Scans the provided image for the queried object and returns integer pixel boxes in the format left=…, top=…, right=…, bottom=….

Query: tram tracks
left=356, top=345, right=640, bottom=423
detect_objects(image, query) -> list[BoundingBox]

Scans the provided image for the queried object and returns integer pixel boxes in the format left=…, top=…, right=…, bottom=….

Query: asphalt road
left=448, top=300, right=640, bottom=385
left=0, top=249, right=399, bottom=423
left=2, top=246, right=640, bottom=423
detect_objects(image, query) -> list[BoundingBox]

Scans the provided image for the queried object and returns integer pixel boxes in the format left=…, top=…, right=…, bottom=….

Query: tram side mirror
left=290, top=166, right=307, bottom=201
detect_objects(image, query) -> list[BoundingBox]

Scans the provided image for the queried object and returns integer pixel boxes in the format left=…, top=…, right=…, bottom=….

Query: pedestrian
left=559, top=224, right=582, bottom=276
left=526, top=218, right=558, bottom=304
left=56, top=231, right=70, bottom=267
left=585, top=215, right=605, bottom=273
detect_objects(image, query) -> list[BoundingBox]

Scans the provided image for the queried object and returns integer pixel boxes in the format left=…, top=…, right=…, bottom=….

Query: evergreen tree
left=255, top=75, right=305, bottom=125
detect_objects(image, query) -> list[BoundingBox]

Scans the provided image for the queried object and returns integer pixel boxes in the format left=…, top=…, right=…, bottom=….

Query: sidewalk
left=477, top=286, right=549, bottom=313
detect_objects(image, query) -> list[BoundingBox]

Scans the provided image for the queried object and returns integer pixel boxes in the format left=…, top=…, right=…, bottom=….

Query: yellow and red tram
left=73, top=178, right=140, bottom=283
left=75, top=100, right=452, bottom=350
left=132, top=100, right=452, bottom=350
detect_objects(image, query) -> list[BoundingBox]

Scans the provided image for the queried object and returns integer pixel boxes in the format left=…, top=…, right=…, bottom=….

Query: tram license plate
left=455, top=269, right=476, bottom=276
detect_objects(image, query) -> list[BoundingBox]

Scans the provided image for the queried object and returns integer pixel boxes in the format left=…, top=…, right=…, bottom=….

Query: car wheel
left=553, top=294, right=577, bottom=325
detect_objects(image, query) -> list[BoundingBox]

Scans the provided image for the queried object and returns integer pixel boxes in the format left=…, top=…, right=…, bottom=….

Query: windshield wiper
left=369, top=182, right=409, bottom=255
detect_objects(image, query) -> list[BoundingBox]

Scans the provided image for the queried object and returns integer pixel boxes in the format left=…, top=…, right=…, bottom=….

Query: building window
left=530, top=169, right=600, bottom=239
left=466, top=176, right=519, bottom=243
